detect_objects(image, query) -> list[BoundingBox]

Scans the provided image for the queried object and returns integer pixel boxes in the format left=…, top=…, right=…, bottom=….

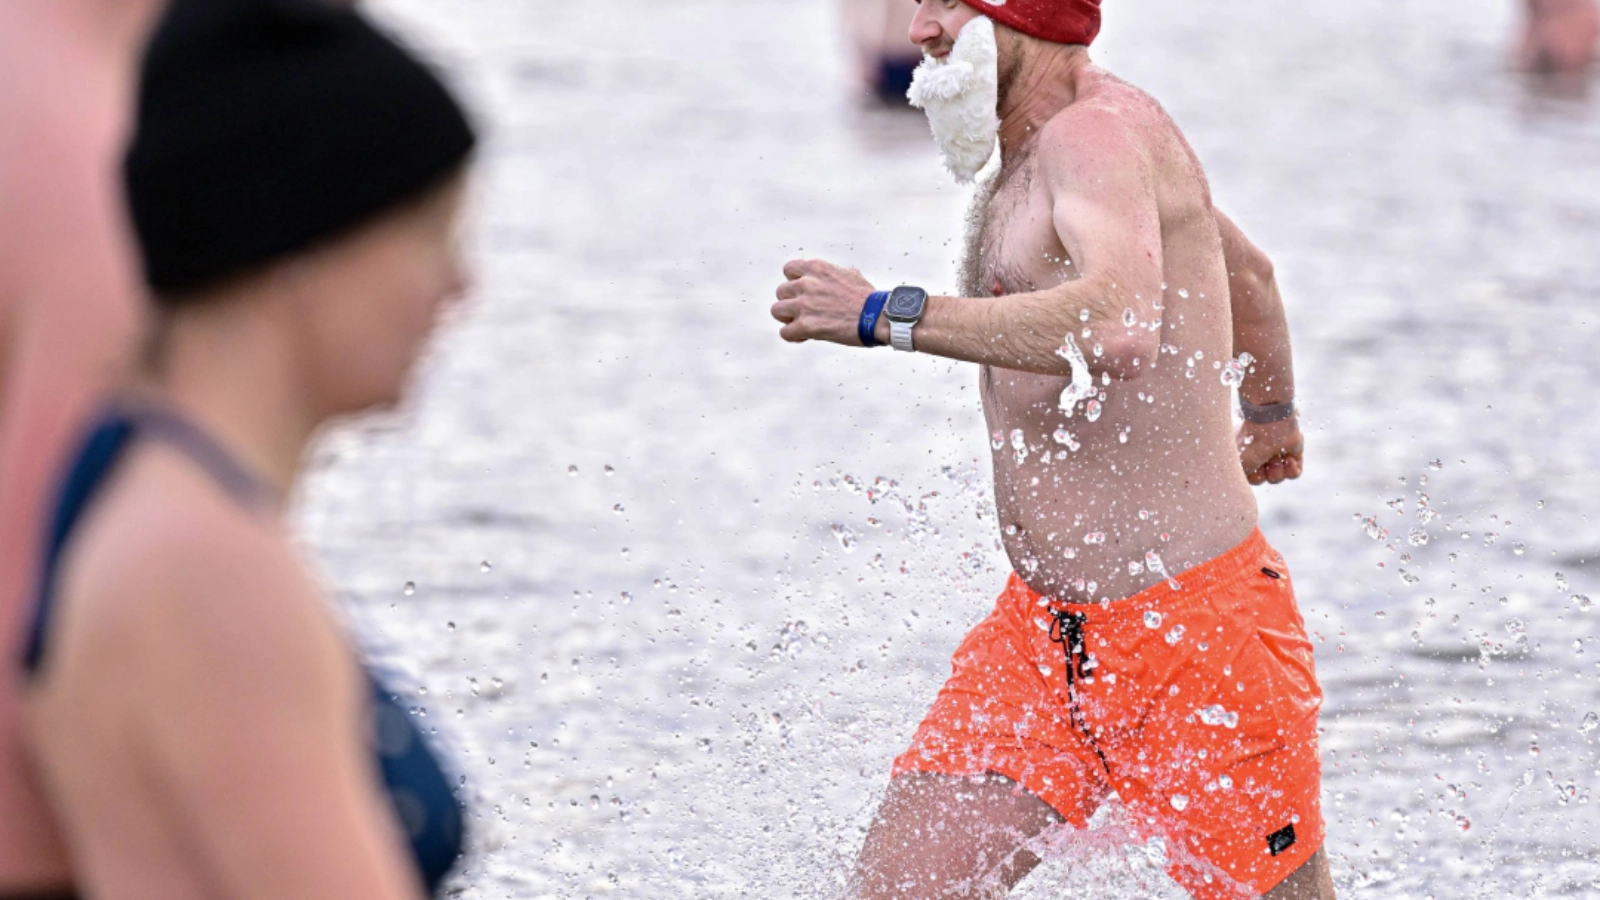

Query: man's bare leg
left=1264, top=850, right=1336, bottom=900
left=851, top=773, right=1062, bottom=900
left=853, top=773, right=1335, bottom=900
left=1517, top=0, right=1600, bottom=74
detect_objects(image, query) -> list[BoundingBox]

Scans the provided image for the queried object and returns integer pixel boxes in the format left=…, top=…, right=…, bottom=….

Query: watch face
left=886, top=286, right=928, bottom=321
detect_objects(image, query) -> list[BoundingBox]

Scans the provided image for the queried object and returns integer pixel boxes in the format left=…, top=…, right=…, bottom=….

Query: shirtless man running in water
left=772, top=2, right=1332, bottom=897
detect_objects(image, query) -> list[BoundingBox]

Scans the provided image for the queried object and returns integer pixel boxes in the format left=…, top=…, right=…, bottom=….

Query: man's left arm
left=1216, top=209, right=1303, bottom=486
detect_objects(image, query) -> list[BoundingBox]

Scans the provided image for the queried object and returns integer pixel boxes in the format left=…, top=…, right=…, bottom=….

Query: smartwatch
left=884, top=286, right=929, bottom=353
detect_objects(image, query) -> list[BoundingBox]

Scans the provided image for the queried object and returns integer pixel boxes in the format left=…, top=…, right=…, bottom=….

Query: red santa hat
left=963, top=0, right=1101, bottom=46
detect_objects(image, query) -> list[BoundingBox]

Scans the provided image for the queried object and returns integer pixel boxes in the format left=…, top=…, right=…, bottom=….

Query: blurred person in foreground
left=772, top=1, right=1331, bottom=898
left=0, top=2, right=166, bottom=894
left=1518, top=0, right=1600, bottom=74
left=18, top=0, right=477, bottom=897
left=843, top=0, right=924, bottom=105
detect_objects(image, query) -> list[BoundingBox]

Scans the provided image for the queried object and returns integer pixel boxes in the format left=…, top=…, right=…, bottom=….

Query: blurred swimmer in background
left=842, top=0, right=924, bottom=105
left=1518, top=0, right=1599, bottom=74
left=0, top=2, right=165, bottom=894
left=19, top=0, right=477, bottom=896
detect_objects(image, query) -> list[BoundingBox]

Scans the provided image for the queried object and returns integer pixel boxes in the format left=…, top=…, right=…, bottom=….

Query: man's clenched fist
left=772, top=259, right=879, bottom=346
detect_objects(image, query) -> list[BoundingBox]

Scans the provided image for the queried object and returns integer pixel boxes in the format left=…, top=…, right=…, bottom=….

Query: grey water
left=299, top=0, right=1600, bottom=896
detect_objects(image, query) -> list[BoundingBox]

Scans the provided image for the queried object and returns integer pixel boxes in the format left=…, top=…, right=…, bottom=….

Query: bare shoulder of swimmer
left=33, top=451, right=428, bottom=900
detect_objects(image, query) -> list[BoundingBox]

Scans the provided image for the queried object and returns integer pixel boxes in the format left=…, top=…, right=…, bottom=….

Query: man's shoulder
left=1041, top=73, right=1175, bottom=155
left=1034, top=73, right=1186, bottom=188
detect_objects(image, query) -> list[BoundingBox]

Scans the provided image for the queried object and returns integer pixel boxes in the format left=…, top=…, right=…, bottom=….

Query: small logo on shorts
left=1267, top=824, right=1297, bottom=856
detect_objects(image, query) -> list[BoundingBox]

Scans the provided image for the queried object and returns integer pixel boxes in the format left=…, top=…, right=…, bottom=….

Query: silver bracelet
left=1241, top=399, right=1296, bottom=424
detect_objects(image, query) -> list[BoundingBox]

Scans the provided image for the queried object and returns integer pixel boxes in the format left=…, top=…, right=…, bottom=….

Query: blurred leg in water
left=1517, top=0, right=1600, bottom=73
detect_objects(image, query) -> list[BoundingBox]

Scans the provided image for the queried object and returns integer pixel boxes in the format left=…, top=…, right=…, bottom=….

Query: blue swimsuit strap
left=120, top=403, right=281, bottom=515
left=23, top=404, right=277, bottom=673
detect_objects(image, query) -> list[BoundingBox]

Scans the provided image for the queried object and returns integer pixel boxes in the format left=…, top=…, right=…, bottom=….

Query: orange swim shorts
left=893, top=528, right=1325, bottom=899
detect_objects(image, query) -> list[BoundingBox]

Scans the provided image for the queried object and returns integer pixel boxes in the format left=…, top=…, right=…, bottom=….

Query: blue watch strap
left=859, top=291, right=889, bottom=348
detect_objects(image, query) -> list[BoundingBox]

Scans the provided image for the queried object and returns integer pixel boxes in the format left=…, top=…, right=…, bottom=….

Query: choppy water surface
left=302, top=1, right=1600, bottom=896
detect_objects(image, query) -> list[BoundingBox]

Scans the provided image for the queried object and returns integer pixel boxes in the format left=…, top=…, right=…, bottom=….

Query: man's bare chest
left=970, top=158, right=1073, bottom=297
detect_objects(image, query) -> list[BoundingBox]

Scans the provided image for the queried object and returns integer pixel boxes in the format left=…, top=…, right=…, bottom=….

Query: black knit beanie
left=125, top=0, right=477, bottom=297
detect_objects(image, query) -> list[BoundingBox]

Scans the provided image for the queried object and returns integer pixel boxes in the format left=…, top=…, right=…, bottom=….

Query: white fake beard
left=907, top=16, right=1001, bottom=184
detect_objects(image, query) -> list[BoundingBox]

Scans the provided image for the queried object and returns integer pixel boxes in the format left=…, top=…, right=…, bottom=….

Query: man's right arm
left=891, top=114, right=1167, bottom=380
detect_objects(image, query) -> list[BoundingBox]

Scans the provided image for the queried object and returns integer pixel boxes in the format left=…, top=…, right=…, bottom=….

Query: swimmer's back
left=26, top=426, right=429, bottom=900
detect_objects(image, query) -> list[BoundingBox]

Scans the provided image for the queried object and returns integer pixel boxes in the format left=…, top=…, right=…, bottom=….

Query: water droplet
left=1166, top=624, right=1186, bottom=645
left=1122, top=308, right=1137, bottom=327
left=1144, top=610, right=1163, bottom=629
left=1579, top=712, right=1598, bottom=734
left=567, top=465, right=578, bottom=476
left=480, top=560, right=493, bottom=573
left=1220, top=358, right=1247, bottom=388
left=1574, top=595, right=1593, bottom=611
left=1198, top=704, right=1240, bottom=729
left=1408, top=527, right=1429, bottom=547
left=991, top=430, right=1006, bottom=451
left=830, top=524, right=858, bottom=553
left=1512, top=542, right=1526, bottom=557
left=1170, top=794, right=1190, bottom=811
left=1219, top=775, right=1234, bottom=789
left=1128, top=560, right=1145, bottom=576
left=1052, top=427, right=1081, bottom=451
left=1079, top=309, right=1091, bottom=323
left=613, top=504, right=625, bottom=514
left=1177, top=289, right=1190, bottom=300
left=1009, top=429, right=1031, bottom=464
left=1083, top=532, right=1106, bottom=545
left=1556, top=573, right=1570, bottom=592
left=403, top=581, right=415, bottom=596
left=1085, top=399, right=1103, bottom=422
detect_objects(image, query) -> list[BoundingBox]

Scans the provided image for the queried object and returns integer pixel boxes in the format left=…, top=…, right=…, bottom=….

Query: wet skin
left=965, top=71, right=1257, bottom=603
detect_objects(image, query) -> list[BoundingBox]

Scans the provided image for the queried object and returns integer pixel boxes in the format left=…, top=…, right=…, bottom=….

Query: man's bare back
left=966, top=67, right=1256, bottom=603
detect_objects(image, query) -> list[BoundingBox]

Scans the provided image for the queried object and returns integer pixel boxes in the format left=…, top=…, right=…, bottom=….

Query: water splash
left=1056, top=335, right=1096, bottom=416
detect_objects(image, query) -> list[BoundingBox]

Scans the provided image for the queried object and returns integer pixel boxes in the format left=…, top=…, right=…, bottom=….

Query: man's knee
left=852, top=773, right=1062, bottom=900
